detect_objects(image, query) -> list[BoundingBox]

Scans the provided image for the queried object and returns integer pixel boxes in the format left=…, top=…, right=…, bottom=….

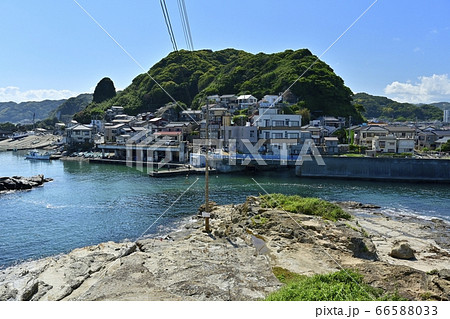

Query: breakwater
left=296, top=157, right=450, bottom=182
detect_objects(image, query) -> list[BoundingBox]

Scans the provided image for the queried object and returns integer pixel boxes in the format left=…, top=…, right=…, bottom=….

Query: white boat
left=25, top=150, right=52, bottom=160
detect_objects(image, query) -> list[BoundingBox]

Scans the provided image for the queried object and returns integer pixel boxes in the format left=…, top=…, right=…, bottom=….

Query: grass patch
left=272, top=267, right=306, bottom=284
left=266, top=269, right=406, bottom=301
left=260, top=194, right=351, bottom=221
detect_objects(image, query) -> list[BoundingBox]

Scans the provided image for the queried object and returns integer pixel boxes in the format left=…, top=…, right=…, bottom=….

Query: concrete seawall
left=295, top=157, right=450, bottom=183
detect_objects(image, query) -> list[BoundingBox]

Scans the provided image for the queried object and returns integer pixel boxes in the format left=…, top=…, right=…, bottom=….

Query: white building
left=444, top=110, right=450, bottom=123
left=237, top=95, right=257, bottom=108
left=254, top=107, right=302, bottom=140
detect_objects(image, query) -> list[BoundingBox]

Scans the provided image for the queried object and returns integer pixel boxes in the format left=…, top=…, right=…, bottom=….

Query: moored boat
left=25, top=150, right=52, bottom=160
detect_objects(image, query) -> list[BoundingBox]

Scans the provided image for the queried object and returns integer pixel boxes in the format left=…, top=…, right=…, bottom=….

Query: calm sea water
left=0, top=151, right=449, bottom=268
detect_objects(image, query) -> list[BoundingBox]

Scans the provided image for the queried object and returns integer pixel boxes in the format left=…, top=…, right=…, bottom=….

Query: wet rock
left=390, top=241, right=415, bottom=260
left=0, top=175, right=51, bottom=193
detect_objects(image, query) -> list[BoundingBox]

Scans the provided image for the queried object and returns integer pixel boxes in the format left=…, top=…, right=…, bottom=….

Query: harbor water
left=1, top=151, right=449, bottom=268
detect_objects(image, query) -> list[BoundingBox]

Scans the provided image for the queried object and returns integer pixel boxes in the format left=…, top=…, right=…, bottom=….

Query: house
left=90, top=119, right=104, bottom=133
left=397, top=138, right=415, bottom=153
left=372, top=135, right=415, bottom=154
left=237, top=95, right=257, bottom=108
left=418, top=129, right=450, bottom=149
left=354, top=125, right=389, bottom=148
left=222, top=125, right=258, bottom=153
left=320, top=116, right=345, bottom=129
left=253, top=106, right=303, bottom=156
left=254, top=107, right=302, bottom=140
left=258, top=95, right=281, bottom=107
left=149, top=117, right=169, bottom=128
left=105, top=106, right=124, bottom=121
left=417, top=130, right=438, bottom=149
left=436, top=136, right=450, bottom=149
left=300, top=125, right=325, bottom=145
left=385, top=126, right=416, bottom=139
left=199, top=107, right=232, bottom=139
left=104, top=123, right=125, bottom=143
left=180, top=109, right=203, bottom=122
left=220, top=94, right=238, bottom=107
left=65, top=124, right=94, bottom=145
left=163, top=122, right=193, bottom=136
left=372, top=135, right=397, bottom=153
left=324, top=137, right=339, bottom=154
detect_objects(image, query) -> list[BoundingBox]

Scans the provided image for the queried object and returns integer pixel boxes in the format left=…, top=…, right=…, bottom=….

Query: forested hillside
left=75, top=49, right=364, bottom=123
left=353, top=93, right=443, bottom=121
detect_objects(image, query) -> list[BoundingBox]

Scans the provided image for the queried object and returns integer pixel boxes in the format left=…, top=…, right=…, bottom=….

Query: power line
left=160, top=0, right=178, bottom=52
left=177, top=0, right=194, bottom=51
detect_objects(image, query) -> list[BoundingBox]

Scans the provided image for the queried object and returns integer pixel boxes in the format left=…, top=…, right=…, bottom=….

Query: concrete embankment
left=296, top=157, right=450, bottom=182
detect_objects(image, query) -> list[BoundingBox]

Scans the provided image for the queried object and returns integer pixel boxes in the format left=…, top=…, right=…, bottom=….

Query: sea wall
left=295, top=157, right=450, bottom=182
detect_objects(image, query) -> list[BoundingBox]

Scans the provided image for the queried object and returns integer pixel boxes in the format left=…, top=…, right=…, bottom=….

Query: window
left=288, top=133, right=299, bottom=139
left=249, top=131, right=255, bottom=138
left=264, top=132, right=270, bottom=139
left=274, top=120, right=284, bottom=126
left=291, top=121, right=299, bottom=126
left=273, top=133, right=283, bottom=139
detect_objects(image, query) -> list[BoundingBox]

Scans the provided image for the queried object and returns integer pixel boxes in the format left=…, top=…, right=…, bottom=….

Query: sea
left=0, top=150, right=449, bottom=269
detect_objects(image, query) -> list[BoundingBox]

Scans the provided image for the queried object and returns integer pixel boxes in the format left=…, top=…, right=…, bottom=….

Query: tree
left=440, top=140, right=450, bottom=152
left=297, top=107, right=311, bottom=126
left=93, top=77, right=116, bottom=103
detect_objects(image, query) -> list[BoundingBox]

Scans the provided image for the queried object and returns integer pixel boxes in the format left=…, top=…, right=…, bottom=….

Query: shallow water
left=1, top=151, right=449, bottom=268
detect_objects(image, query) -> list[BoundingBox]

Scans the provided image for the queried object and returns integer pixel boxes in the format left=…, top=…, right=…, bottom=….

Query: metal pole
left=204, top=99, right=211, bottom=232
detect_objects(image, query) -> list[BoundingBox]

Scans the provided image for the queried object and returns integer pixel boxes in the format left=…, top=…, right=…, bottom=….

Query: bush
left=260, top=194, right=351, bottom=221
left=266, top=269, right=406, bottom=301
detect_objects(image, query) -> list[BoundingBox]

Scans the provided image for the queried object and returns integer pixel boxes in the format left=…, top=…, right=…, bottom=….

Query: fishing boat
left=25, top=150, right=52, bottom=160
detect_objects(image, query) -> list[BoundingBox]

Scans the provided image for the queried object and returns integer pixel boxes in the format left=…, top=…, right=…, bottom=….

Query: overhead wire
left=160, top=0, right=178, bottom=52
left=178, top=0, right=194, bottom=51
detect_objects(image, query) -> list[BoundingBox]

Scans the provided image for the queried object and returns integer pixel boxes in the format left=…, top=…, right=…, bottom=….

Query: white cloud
left=0, top=86, right=78, bottom=103
left=384, top=74, right=450, bottom=104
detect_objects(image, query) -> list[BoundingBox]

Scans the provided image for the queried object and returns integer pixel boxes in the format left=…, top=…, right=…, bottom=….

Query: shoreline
left=1, top=198, right=449, bottom=301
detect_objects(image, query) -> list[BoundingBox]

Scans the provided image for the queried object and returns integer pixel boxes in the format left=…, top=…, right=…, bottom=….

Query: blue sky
left=0, top=0, right=449, bottom=103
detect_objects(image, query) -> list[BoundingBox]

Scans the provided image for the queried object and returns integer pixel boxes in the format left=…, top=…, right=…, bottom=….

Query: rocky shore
left=0, top=175, right=53, bottom=193
left=0, top=197, right=449, bottom=301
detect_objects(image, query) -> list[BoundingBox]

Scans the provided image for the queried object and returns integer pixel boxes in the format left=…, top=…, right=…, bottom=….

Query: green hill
left=75, top=49, right=364, bottom=123
left=353, top=92, right=443, bottom=121
left=0, top=99, right=65, bottom=124
left=428, top=102, right=450, bottom=111
left=49, top=93, right=93, bottom=123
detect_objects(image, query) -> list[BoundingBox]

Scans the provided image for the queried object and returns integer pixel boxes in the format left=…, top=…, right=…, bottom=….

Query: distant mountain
left=49, top=93, right=93, bottom=123
left=0, top=100, right=66, bottom=124
left=75, top=49, right=364, bottom=123
left=428, top=102, right=450, bottom=110
left=0, top=93, right=93, bottom=125
left=353, top=93, right=443, bottom=121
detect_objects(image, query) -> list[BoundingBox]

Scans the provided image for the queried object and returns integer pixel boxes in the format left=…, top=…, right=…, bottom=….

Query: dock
left=148, top=167, right=213, bottom=177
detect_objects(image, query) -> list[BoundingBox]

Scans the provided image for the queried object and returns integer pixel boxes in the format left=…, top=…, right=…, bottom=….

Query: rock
left=438, top=269, right=450, bottom=281
left=21, top=280, right=39, bottom=301
left=390, top=241, right=415, bottom=260
left=349, top=237, right=378, bottom=260
left=0, top=175, right=51, bottom=193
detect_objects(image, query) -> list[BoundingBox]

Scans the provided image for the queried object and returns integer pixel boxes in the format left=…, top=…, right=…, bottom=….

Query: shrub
left=266, top=269, right=406, bottom=301
left=260, top=194, right=351, bottom=221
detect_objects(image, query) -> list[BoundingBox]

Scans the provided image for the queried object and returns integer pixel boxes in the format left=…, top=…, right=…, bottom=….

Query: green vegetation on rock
left=353, top=92, right=443, bottom=121
left=260, top=193, right=351, bottom=221
left=77, top=49, right=364, bottom=122
left=266, top=269, right=406, bottom=301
